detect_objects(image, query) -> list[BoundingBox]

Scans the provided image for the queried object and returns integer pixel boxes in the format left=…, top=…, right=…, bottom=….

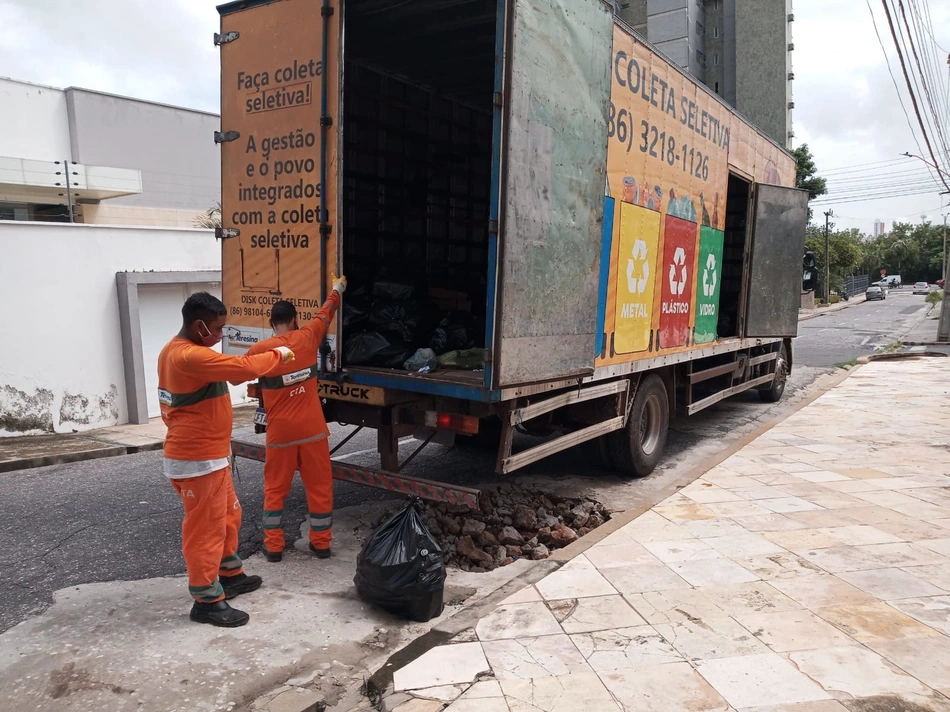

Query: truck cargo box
left=218, top=0, right=806, bottom=407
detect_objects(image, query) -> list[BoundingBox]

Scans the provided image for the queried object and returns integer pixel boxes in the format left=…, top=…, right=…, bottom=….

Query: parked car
left=913, top=281, right=930, bottom=295
left=866, top=285, right=886, bottom=301
left=938, top=278, right=945, bottom=288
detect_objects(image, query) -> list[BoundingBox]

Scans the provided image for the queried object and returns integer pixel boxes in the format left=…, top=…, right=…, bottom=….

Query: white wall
left=0, top=221, right=243, bottom=435
left=0, top=78, right=71, bottom=162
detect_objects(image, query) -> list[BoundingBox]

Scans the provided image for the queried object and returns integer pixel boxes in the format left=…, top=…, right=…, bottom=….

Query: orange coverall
left=247, top=291, right=341, bottom=554
left=158, top=339, right=283, bottom=603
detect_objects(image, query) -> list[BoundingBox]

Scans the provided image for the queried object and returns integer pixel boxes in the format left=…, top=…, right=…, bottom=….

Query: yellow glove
left=273, top=346, right=295, bottom=364
left=331, top=273, right=347, bottom=295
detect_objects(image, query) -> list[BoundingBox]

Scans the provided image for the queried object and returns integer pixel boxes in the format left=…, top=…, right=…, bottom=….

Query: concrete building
left=874, top=219, right=886, bottom=237
left=616, top=0, right=794, bottom=148
left=0, top=77, right=220, bottom=227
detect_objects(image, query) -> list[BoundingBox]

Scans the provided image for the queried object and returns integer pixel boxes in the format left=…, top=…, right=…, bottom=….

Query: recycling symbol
left=626, top=239, right=650, bottom=295
left=702, top=253, right=718, bottom=297
left=668, top=247, right=688, bottom=296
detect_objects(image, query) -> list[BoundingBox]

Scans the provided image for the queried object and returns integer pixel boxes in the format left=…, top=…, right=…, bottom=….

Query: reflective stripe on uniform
left=267, top=432, right=329, bottom=449
left=162, top=381, right=229, bottom=409
left=309, top=512, right=332, bottom=532
left=262, top=510, right=283, bottom=529
left=189, top=582, right=224, bottom=602
left=259, top=364, right=319, bottom=390
left=219, top=554, right=242, bottom=571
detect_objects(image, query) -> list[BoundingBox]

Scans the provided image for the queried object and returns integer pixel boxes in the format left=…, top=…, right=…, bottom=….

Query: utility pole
left=824, top=210, right=833, bottom=303
left=943, top=214, right=948, bottom=286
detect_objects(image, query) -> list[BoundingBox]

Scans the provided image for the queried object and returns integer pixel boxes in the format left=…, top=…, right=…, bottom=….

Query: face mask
left=196, top=320, right=221, bottom=347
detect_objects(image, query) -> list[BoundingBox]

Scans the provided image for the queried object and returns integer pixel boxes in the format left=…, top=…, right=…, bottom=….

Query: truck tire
left=608, top=374, right=669, bottom=478
left=758, top=344, right=789, bottom=403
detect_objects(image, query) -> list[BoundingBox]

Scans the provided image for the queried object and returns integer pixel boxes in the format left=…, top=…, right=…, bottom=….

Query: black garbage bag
left=369, top=301, right=420, bottom=343
left=344, top=331, right=391, bottom=366
left=429, top=311, right=476, bottom=354
left=372, top=343, right=415, bottom=369
left=373, top=281, right=414, bottom=301
left=354, top=498, right=446, bottom=622
left=342, top=297, right=371, bottom=329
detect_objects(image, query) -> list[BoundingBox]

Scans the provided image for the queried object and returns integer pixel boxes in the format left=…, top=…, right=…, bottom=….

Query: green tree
left=805, top=224, right=867, bottom=293
left=792, top=144, right=828, bottom=222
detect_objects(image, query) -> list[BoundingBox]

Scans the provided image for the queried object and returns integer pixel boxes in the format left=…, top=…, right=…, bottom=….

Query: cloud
left=0, top=0, right=220, bottom=111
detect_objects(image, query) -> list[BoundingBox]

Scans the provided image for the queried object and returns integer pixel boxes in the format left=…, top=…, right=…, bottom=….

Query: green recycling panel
left=694, top=226, right=725, bottom=345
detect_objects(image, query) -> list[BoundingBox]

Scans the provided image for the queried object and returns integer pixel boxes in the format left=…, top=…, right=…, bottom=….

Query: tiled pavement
left=387, top=358, right=950, bottom=712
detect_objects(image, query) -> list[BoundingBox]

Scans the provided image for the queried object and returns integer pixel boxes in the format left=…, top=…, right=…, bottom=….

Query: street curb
left=860, top=351, right=948, bottom=363
left=798, top=295, right=866, bottom=322
left=367, top=365, right=861, bottom=707
left=0, top=441, right=164, bottom=474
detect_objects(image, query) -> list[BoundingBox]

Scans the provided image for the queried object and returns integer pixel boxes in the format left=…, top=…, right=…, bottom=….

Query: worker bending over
left=158, top=292, right=295, bottom=628
left=246, top=275, right=346, bottom=562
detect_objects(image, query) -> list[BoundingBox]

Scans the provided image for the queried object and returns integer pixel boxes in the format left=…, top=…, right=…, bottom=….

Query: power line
left=821, top=157, right=915, bottom=174
left=812, top=191, right=941, bottom=206
left=900, top=0, right=950, bottom=166
left=880, top=0, right=950, bottom=191
left=867, top=0, right=938, bottom=187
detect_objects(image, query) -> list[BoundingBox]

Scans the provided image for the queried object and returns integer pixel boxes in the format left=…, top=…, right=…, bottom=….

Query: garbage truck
left=215, top=0, right=808, bottom=504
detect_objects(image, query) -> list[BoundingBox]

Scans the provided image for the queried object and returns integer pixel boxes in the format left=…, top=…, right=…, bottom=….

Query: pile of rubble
left=398, top=484, right=608, bottom=572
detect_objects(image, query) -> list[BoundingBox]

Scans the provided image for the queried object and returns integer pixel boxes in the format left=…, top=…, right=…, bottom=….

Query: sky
left=1, top=0, right=948, bottom=234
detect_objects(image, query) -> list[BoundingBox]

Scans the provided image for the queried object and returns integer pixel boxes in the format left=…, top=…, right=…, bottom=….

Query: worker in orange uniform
left=245, top=274, right=346, bottom=562
left=158, top=292, right=296, bottom=628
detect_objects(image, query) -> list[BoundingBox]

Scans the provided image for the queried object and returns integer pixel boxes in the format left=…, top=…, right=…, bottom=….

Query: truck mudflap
left=230, top=439, right=480, bottom=508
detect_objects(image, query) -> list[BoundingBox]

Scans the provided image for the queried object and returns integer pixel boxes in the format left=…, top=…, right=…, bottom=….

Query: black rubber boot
left=221, top=573, right=263, bottom=599
left=264, top=549, right=282, bottom=563
left=190, top=600, right=250, bottom=628
left=309, top=543, right=331, bottom=559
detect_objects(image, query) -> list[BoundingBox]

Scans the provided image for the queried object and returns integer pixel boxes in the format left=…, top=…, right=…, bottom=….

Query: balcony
left=0, top=157, right=142, bottom=207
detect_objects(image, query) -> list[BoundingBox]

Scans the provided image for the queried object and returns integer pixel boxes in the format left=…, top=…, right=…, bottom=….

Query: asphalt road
left=0, top=291, right=932, bottom=633
left=795, top=289, right=932, bottom=367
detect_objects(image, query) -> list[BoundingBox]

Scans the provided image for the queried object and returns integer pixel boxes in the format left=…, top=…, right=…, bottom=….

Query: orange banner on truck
left=602, top=25, right=729, bottom=361
left=219, top=0, right=339, bottom=362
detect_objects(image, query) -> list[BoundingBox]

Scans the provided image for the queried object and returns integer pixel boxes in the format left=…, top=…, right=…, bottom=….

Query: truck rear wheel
left=609, top=374, right=669, bottom=478
left=758, top=344, right=788, bottom=403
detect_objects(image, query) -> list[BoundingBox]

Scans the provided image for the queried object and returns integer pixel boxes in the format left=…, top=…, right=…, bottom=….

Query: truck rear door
left=492, top=0, right=613, bottom=388
left=218, top=0, right=340, bottom=366
left=744, top=183, right=809, bottom=338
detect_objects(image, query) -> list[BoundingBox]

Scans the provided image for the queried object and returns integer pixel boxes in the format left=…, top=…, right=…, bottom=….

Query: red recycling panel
left=658, top=215, right=698, bottom=349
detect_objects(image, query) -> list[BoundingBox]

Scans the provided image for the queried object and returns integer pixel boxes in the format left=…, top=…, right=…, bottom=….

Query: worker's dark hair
left=270, top=300, right=297, bottom=326
left=182, top=292, right=226, bottom=326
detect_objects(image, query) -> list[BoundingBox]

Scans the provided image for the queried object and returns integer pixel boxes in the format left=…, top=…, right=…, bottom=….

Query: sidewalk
left=0, top=406, right=256, bottom=473
left=382, top=357, right=950, bottom=712
left=903, top=304, right=944, bottom=345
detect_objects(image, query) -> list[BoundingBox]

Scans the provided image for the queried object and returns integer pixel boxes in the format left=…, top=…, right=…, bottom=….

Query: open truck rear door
left=492, top=0, right=613, bottom=388
left=744, top=184, right=809, bottom=338
left=218, top=0, right=340, bottom=364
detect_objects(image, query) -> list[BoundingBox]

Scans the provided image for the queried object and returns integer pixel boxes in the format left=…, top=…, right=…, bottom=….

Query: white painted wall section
left=0, top=78, right=71, bottom=162
left=0, top=221, right=245, bottom=435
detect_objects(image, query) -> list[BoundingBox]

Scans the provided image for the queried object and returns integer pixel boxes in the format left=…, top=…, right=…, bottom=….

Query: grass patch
left=877, top=341, right=903, bottom=354
left=837, top=358, right=859, bottom=369
left=926, top=290, right=944, bottom=305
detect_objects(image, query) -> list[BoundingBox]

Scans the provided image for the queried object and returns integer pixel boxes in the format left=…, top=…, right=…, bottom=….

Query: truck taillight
left=424, top=411, right=479, bottom=435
